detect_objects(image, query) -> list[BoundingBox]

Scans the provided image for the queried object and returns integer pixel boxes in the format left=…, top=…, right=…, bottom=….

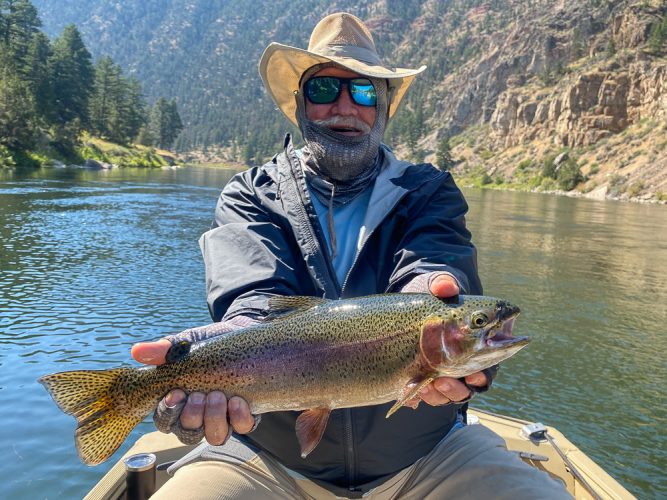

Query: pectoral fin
left=385, top=375, right=435, bottom=418
left=295, top=408, right=331, bottom=458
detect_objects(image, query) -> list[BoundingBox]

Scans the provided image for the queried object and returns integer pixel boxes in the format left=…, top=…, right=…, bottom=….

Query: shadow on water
left=0, top=169, right=664, bottom=498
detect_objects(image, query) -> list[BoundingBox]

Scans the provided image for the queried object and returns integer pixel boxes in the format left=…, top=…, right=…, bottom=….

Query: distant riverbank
left=1, top=135, right=177, bottom=171
left=456, top=175, right=667, bottom=205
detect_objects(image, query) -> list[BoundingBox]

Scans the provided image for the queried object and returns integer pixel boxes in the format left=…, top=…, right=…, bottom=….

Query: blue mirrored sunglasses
left=304, top=76, right=377, bottom=107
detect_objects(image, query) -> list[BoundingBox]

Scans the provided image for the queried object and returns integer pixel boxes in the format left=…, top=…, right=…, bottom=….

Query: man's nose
left=331, top=84, right=358, bottom=115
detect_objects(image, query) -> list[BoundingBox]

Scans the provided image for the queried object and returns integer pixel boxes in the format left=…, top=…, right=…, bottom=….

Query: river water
left=0, top=166, right=665, bottom=498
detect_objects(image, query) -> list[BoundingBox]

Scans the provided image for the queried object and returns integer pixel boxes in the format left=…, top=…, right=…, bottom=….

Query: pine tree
left=242, top=133, right=257, bottom=165
left=163, top=99, right=183, bottom=148
left=89, top=55, right=118, bottom=138
left=0, top=64, right=36, bottom=148
left=6, top=0, right=41, bottom=67
left=49, top=24, right=94, bottom=129
left=122, top=78, right=147, bottom=143
left=435, top=135, right=454, bottom=171
left=147, top=97, right=167, bottom=148
left=147, top=97, right=183, bottom=149
left=24, top=31, right=52, bottom=122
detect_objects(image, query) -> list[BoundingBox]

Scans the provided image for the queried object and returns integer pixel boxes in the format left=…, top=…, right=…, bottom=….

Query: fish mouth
left=484, top=315, right=530, bottom=350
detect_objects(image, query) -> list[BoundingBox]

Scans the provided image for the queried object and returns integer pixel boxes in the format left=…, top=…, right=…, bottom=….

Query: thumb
left=464, top=371, right=488, bottom=388
left=131, top=338, right=172, bottom=365
left=429, top=274, right=460, bottom=299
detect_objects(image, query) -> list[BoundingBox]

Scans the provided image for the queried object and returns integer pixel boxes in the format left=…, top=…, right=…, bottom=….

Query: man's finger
left=180, top=392, right=206, bottom=430
left=153, top=389, right=187, bottom=433
left=131, top=338, right=172, bottom=365
left=431, top=377, right=472, bottom=402
left=204, top=391, right=230, bottom=445
left=228, top=396, right=255, bottom=434
left=429, top=274, right=459, bottom=299
left=419, top=383, right=453, bottom=406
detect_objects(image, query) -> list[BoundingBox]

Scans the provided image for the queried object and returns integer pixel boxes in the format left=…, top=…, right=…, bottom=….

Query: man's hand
left=420, top=273, right=489, bottom=405
left=131, top=340, right=256, bottom=445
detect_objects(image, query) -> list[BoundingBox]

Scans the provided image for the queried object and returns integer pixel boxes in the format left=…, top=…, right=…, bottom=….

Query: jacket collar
left=269, top=135, right=444, bottom=250
left=357, top=145, right=443, bottom=250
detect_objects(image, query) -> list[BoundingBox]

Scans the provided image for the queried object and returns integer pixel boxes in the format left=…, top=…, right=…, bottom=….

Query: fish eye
left=471, top=312, right=489, bottom=328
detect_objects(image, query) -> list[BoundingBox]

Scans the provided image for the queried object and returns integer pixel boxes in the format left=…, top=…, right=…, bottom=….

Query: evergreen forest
left=0, top=0, right=182, bottom=167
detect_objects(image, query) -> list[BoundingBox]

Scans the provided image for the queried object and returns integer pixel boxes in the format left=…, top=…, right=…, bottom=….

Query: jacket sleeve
left=198, top=167, right=303, bottom=321
left=387, top=171, right=483, bottom=295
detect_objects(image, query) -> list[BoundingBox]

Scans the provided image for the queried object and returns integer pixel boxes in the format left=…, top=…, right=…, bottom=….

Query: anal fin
left=295, top=408, right=331, bottom=458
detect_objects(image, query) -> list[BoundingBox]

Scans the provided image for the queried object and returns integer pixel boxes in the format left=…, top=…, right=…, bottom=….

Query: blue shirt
left=308, top=187, right=372, bottom=286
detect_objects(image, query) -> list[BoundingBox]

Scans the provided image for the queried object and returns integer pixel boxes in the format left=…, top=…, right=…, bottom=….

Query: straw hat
left=258, top=12, right=426, bottom=126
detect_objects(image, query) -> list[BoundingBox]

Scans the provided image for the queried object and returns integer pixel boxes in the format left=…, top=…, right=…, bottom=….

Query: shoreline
left=462, top=183, right=667, bottom=205
left=5, top=159, right=665, bottom=205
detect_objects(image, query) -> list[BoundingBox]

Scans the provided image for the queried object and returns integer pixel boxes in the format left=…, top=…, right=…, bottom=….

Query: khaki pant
left=151, top=425, right=572, bottom=499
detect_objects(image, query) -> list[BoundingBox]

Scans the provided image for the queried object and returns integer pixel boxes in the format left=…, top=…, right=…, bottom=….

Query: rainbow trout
left=40, top=293, right=529, bottom=466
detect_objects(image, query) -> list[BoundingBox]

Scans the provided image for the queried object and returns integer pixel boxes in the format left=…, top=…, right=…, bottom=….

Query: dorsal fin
left=268, top=296, right=329, bottom=316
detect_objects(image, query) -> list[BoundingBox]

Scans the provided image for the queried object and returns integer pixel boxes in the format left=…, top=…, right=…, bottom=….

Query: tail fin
left=39, top=368, right=147, bottom=466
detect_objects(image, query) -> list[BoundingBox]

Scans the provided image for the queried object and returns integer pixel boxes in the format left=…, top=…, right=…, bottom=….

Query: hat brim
left=259, top=42, right=426, bottom=126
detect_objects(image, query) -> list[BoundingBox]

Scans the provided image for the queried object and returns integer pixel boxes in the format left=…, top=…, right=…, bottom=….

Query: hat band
left=314, top=44, right=385, bottom=67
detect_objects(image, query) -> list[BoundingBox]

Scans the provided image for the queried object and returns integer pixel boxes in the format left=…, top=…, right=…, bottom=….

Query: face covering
left=295, top=63, right=388, bottom=184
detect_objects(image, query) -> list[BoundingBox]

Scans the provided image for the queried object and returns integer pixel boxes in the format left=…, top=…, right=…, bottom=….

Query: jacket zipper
left=344, top=409, right=356, bottom=490
left=340, top=228, right=373, bottom=295
left=338, top=191, right=410, bottom=488
left=283, top=144, right=341, bottom=297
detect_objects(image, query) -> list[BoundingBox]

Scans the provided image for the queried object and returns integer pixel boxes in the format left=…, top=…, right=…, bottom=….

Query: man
left=132, top=12, right=570, bottom=499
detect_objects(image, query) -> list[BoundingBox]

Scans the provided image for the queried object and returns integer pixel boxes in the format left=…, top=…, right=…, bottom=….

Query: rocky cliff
left=491, top=60, right=666, bottom=148
left=417, top=1, right=667, bottom=202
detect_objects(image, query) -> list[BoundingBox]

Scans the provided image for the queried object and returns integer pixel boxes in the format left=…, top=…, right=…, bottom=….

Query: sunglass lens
left=305, top=77, right=341, bottom=104
left=350, top=79, right=376, bottom=106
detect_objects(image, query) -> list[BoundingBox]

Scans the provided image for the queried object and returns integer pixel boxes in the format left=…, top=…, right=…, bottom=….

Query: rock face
left=612, top=4, right=659, bottom=49
left=426, top=1, right=666, bottom=150
left=417, top=0, right=666, bottom=200
left=490, top=61, right=667, bottom=148
left=431, top=1, right=612, bottom=137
